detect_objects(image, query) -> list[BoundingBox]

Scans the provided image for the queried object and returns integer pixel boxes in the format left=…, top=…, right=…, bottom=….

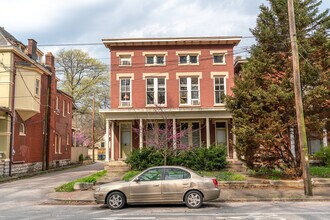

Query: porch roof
left=99, top=107, right=232, bottom=120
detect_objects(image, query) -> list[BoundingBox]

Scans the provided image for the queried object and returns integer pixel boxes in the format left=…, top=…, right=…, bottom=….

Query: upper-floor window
left=35, top=79, right=40, bottom=96
left=63, top=100, right=66, bottom=116
left=119, top=55, right=132, bottom=66
left=146, top=78, right=166, bottom=106
left=67, top=102, right=70, bottom=114
left=210, top=50, right=227, bottom=65
left=214, top=77, right=226, bottom=104
left=145, top=55, right=165, bottom=65
left=179, top=54, right=198, bottom=64
left=179, top=77, right=200, bottom=105
left=120, top=78, right=131, bottom=107
left=19, top=123, right=26, bottom=136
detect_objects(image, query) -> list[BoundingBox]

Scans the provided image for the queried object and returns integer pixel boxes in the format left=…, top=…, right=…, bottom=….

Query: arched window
left=19, top=123, right=26, bottom=136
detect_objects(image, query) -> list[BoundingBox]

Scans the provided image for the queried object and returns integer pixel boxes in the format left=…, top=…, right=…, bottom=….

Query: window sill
left=213, top=63, right=226, bottom=66
left=118, top=64, right=132, bottom=67
left=179, top=104, right=201, bottom=107
left=118, top=106, right=132, bottom=108
left=213, top=104, right=226, bottom=107
left=145, top=64, right=166, bottom=67
left=146, top=104, right=167, bottom=108
left=178, top=63, right=200, bottom=66
left=19, top=133, right=26, bottom=136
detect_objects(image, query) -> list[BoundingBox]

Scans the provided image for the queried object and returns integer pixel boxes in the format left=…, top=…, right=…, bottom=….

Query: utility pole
left=92, top=93, right=95, bottom=163
left=287, top=0, right=313, bottom=196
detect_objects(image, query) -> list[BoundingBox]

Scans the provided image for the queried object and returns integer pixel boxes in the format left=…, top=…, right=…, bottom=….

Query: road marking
left=93, top=218, right=156, bottom=220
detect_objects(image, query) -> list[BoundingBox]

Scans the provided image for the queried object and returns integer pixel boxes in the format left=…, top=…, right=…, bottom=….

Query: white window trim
left=143, top=73, right=169, bottom=80
left=213, top=76, right=227, bottom=106
left=145, top=55, right=166, bottom=66
left=145, top=78, right=167, bottom=107
left=179, top=77, right=200, bottom=106
left=146, top=122, right=168, bottom=147
left=119, top=122, right=132, bottom=159
left=180, top=121, right=201, bottom=147
left=214, top=120, right=229, bottom=153
left=19, top=123, right=26, bottom=136
left=119, top=78, right=132, bottom=107
left=67, top=102, right=70, bottom=114
left=67, top=132, right=70, bottom=145
left=55, top=96, right=59, bottom=114
left=210, top=50, right=227, bottom=65
left=62, top=100, right=66, bottom=117
left=178, top=54, right=200, bottom=65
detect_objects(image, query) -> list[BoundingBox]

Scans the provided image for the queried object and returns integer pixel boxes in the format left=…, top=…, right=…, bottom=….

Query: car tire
left=106, top=192, right=126, bottom=210
left=185, top=190, right=203, bottom=209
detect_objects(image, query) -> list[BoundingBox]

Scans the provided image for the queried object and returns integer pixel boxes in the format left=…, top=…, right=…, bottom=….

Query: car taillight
left=212, top=178, right=218, bottom=188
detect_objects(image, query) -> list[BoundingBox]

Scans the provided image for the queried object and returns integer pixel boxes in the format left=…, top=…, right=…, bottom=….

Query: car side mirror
left=135, top=176, right=142, bottom=182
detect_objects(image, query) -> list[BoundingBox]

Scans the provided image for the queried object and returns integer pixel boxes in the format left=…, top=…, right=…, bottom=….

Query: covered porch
left=100, top=108, right=237, bottom=162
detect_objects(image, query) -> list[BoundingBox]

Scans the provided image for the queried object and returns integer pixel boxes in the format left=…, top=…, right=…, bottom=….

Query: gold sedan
left=94, top=166, right=220, bottom=209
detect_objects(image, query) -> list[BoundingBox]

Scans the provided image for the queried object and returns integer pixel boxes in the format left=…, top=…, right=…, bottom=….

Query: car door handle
left=182, top=183, right=189, bottom=186
left=153, top=184, right=159, bottom=187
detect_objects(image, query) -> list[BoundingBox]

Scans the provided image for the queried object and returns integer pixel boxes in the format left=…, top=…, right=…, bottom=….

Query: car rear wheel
left=185, top=190, right=203, bottom=209
left=106, top=192, right=126, bottom=210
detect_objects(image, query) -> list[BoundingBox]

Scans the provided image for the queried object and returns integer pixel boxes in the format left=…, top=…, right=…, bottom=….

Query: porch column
left=105, top=119, right=110, bottom=162
left=323, top=128, right=328, bottom=147
left=233, top=130, right=237, bottom=159
left=139, top=119, right=143, bottom=149
left=173, top=118, right=177, bottom=149
left=111, top=121, right=115, bottom=161
left=206, top=118, right=210, bottom=149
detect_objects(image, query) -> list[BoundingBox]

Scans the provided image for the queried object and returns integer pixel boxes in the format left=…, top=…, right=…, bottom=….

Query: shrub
left=78, top=154, right=84, bottom=162
left=125, top=145, right=228, bottom=171
left=314, top=146, right=330, bottom=167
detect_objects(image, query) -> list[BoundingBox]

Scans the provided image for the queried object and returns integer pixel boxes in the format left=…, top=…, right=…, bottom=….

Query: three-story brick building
left=101, top=37, right=241, bottom=162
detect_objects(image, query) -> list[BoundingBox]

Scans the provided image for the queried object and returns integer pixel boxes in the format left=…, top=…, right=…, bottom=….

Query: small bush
left=78, top=154, right=84, bottom=162
left=125, top=145, right=228, bottom=171
left=313, top=146, right=330, bottom=167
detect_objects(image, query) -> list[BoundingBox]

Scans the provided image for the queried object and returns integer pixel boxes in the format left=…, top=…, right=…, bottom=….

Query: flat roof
left=102, top=36, right=241, bottom=48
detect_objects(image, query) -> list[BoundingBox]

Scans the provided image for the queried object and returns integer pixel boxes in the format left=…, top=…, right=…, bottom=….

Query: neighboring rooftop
left=0, top=27, right=25, bottom=48
left=103, top=36, right=241, bottom=48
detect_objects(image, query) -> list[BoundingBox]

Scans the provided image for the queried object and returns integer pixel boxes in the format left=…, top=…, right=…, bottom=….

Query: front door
left=120, top=123, right=131, bottom=159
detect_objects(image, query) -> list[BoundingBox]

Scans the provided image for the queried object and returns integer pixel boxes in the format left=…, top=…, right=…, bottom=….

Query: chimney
left=45, top=52, right=55, bottom=73
left=27, top=39, right=37, bottom=60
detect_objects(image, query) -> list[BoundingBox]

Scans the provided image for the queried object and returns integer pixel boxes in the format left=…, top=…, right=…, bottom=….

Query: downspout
left=8, top=62, right=16, bottom=177
left=42, top=75, right=51, bottom=170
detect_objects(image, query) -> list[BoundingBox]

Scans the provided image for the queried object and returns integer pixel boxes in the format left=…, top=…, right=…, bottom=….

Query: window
left=19, top=123, right=26, bottom=136
left=213, top=54, right=225, bottom=64
left=66, top=132, right=70, bottom=145
left=138, top=168, right=163, bottom=181
left=120, top=78, right=131, bottom=107
left=179, top=77, right=200, bottom=105
left=164, top=168, right=191, bottom=180
left=146, top=78, right=166, bottom=105
left=63, top=100, right=66, bottom=116
left=180, top=121, right=200, bottom=147
left=179, top=54, right=198, bottom=64
left=55, top=97, right=59, bottom=110
left=119, top=55, right=132, bottom=66
left=35, top=79, right=40, bottom=96
left=215, top=122, right=227, bottom=146
left=145, top=55, right=165, bottom=65
left=55, top=134, right=62, bottom=154
left=67, top=102, right=70, bottom=114
left=214, top=77, right=226, bottom=104
left=146, top=122, right=167, bottom=147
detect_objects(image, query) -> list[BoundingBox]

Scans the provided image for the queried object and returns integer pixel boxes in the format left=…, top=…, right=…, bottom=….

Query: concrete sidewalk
left=47, top=186, right=330, bottom=204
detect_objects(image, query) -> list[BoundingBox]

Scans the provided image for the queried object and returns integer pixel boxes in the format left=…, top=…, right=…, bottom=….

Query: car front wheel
left=185, top=190, right=203, bottom=209
left=106, top=192, right=126, bottom=210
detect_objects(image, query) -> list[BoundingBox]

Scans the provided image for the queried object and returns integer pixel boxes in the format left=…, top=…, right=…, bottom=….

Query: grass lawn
left=121, top=170, right=246, bottom=182
left=310, top=166, right=330, bottom=178
left=55, top=170, right=107, bottom=192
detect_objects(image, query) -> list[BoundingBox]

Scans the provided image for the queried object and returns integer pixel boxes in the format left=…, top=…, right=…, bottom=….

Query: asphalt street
left=0, top=163, right=329, bottom=220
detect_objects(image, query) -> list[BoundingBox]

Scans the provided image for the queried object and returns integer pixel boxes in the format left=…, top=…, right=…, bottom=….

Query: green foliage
left=313, top=146, right=330, bottom=166
left=78, top=154, right=84, bottom=162
left=199, top=171, right=246, bottom=181
left=310, top=166, right=330, bottom=178
left=122, top=170, right=141, bottom=181
left=125, top=145, right=228, bottom=171
left=226, top=0, right=330, bottom=176
left=248, top=168, right=288, bottom=180
left=55, top=170, right=107, bottom=192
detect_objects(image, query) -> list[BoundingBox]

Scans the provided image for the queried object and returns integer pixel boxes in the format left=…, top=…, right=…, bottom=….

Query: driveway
left=0, top=162, right=103, bottom=208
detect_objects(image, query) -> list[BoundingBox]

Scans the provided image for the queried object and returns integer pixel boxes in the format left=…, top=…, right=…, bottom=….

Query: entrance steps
left=226, top=159, right=247, bottom=173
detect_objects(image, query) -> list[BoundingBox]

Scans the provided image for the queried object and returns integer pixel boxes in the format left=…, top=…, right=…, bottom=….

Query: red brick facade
left=101, top=37, right=241, bottom=161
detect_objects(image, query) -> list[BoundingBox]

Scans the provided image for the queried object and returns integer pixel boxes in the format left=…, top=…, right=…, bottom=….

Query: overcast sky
left=1, top=0, right=329, bottom=65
